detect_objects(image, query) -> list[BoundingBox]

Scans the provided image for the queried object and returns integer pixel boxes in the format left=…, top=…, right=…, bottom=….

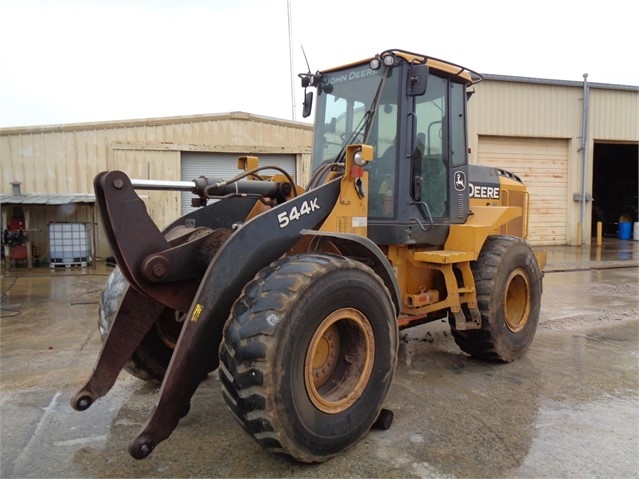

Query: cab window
left=414, top=75, right=448, bottom=218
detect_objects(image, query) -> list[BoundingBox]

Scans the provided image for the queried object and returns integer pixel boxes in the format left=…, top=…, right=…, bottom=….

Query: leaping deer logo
left=454, top=171, right=466, bottom=191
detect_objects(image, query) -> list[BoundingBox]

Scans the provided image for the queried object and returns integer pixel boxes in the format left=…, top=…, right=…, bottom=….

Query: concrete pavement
left=1, top=238, right=637, bottom=478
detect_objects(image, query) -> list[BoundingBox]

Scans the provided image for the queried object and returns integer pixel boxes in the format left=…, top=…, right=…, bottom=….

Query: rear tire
left=219, top=253, right=398, bottom=463
left=451, top=235, right=542, bottom=362
left=99, top=267, right=183, bottom=381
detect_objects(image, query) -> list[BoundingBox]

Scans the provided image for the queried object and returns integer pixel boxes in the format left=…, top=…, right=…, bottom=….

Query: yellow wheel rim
left=503, top=268, right=531, bottom=333
left=305, top=308, right=374, bottom=414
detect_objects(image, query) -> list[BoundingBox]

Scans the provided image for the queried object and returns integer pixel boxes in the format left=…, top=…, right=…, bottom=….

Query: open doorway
left=592, top=143, right=638, bottom=238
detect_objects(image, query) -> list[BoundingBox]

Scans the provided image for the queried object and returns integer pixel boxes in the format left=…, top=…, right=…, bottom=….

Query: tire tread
left=451, top=235, right=541, bottom=362
left=219, top=253, right=396, bottom=462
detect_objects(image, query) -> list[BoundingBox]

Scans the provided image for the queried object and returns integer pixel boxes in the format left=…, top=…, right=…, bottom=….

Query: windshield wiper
left=333, top=66, right=391, bottom=165
left=333, top=110, right=371, bottom=165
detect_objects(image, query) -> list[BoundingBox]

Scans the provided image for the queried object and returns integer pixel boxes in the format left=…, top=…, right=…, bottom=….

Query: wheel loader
left=71, top=49, right=546, bottom=463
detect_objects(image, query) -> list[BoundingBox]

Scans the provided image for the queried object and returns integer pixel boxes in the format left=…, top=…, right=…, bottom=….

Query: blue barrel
left=618, top=222, right=632, bottom=240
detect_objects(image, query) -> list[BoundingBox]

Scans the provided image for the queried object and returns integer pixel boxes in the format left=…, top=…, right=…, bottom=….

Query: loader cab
left=307, top=50, right=477, bottom=247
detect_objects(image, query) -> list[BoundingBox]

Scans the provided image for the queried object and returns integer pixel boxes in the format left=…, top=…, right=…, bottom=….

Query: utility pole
left=287, top=0, right=296, bottom=121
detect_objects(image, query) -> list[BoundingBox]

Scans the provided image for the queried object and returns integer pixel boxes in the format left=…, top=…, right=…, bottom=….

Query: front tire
left=451, top=235, right=542, bottom=362
left=219, top=254, right=398, bottom=463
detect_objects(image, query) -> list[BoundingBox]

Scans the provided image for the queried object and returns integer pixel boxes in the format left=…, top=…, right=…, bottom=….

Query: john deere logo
left=454, top=171, right=466, bottom=191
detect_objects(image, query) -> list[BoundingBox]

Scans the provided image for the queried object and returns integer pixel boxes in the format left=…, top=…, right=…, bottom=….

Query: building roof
left=0, top=111, right=313, bottom=135
left=482, top=73, right=639, bottom=91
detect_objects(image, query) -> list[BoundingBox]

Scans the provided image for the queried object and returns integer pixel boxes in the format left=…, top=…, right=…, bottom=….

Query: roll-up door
left=180, top=152, right=296, bottom=215
left=477, top=136, right=569, bottom=245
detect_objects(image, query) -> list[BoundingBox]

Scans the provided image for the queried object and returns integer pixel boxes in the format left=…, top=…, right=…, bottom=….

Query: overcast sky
left=1, top=0, right=638, bottom=128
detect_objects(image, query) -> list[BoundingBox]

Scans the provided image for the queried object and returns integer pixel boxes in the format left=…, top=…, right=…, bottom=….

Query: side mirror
left=407, top=64, right=428, bottom=97
left=302, top=90, right=313, bottom=118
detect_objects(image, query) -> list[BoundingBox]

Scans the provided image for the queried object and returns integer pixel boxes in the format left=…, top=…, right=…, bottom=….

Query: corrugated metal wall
left=1, top=128, right=108, bottom=196
left=589, top=88, right=639, bottom=140
left=468, top=81, right=583, bottom=138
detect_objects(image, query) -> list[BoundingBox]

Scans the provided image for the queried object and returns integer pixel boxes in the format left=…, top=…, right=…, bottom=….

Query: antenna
left=298, top=45, right=316, bottom=119
left=301, top=45, right=311, bottom=73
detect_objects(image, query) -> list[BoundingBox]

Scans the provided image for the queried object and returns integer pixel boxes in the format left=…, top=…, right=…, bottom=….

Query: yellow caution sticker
left=190, top=303, right=203, bottom=323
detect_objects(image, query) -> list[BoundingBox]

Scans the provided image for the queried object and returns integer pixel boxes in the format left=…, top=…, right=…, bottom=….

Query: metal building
left=1, top=76, right=638, bottom=269
left=467, top=75, right=639, bottom=245
left=0, top=112, right=312, bottom=265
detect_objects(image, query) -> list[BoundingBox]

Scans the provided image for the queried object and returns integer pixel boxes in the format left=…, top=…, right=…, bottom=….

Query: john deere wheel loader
left=72, top=49, right=546, bottom=463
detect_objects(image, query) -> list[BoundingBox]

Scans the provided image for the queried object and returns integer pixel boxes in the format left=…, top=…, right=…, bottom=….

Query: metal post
left=287, top=0, right=296, bottom=121
left=580, top=73, right=590, bottom=245
left=596, top=221, right=603, bottom=246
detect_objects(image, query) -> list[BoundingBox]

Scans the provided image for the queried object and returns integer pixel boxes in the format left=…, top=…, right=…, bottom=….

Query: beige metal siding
left=0, top=129, right=110, bottom=196
left=467, top=81, right=583, bottom=139
left=589, top=88, right=639, bottom=140
left=478, top=136, right=569, bottom=245
left=111, top=149, right=181, bottom=231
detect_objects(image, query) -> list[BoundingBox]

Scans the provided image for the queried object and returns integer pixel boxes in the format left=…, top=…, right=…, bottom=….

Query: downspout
left=580, top=73, right=590, bottom=245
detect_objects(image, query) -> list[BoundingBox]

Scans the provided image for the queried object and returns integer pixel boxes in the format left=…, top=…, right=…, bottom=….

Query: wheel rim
left=304, top=308, right=375, bottom=414
left=503, top=268, right=531, bottom=333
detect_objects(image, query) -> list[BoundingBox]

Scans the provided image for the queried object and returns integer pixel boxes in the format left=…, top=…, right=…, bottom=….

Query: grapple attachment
left=71, top=170, right=341, bottom=458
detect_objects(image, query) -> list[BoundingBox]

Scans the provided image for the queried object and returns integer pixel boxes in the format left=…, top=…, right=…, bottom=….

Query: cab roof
left=322, top=49, right=482, bottom=86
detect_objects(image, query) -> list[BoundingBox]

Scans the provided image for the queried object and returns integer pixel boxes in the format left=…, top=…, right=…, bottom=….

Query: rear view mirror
left=408, top=64, right=428, bottom=96
left=302, top=91, right=313, bottom=118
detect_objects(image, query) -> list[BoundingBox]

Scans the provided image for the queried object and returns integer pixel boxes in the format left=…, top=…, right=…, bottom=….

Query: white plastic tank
left=633, top=222, right=639, bottom=241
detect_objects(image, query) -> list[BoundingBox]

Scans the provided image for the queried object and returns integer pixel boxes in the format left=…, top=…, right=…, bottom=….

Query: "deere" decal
left=469, top=182, right=500, bottom=199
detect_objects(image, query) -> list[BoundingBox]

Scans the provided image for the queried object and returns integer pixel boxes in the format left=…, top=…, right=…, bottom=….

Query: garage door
left=180, top=152, right=296, bottom=215
left=477, top=136, right=569, bottom=245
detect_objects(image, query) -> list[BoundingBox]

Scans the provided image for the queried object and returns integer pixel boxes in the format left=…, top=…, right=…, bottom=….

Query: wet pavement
left=1, top=239, right=638, bottom=478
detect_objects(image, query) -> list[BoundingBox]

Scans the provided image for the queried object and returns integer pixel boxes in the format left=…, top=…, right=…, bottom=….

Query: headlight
left=383, top=54, right=396, bottom=66
left=353, top=149, right=366, bottom=166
